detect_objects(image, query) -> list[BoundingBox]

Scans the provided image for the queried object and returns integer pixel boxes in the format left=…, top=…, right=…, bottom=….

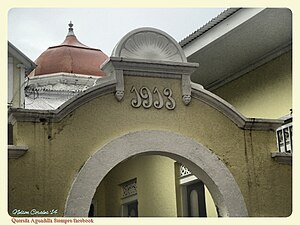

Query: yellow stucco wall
left=8, top=75, right=292, bottom=217
left=94, top=155, right=177, bottom=217
left=204, top=187, right=218, bottom=217
left=213, top=51, right=292, bottom=119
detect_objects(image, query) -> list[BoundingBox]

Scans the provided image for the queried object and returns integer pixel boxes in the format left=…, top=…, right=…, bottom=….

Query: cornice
left=102, top=57, right=198, bottom=77
left=101, top=57, right=198, bottom=104
left=10, top=78, right=283, bottom=131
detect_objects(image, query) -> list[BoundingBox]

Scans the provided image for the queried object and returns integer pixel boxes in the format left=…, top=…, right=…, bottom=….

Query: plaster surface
left=64, top=130, right=248, bottom=217
left=9, top=76, right=291, bottom=217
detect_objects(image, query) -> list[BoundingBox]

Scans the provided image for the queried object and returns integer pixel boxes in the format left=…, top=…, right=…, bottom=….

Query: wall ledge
left=8, top=73, right=283, bottom=132
left=8, top=145, right=28, bottom=159
left=271, top=152, right=292, bottom=165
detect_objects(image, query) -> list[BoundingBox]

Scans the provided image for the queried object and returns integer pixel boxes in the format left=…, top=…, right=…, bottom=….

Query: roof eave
left=179, top=8, right=242, bottom=48
left=8, top=41, right=37, bottom=74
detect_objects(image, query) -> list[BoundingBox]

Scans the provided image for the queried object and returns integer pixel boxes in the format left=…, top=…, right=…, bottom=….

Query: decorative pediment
left=112, top=27, right=187, bottom=63
left=8, top=27, right=284, bottom=132
left=104, top=28, right=197, bottom=104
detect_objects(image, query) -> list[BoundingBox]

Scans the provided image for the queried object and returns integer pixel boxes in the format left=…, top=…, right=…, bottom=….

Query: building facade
left=8, top=8, right=292, bottom=217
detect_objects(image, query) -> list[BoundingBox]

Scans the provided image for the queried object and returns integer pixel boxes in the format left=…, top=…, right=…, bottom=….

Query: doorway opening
left=64, top=130, right=248, bottom=217
left=88, top=154, right=218, bottom=217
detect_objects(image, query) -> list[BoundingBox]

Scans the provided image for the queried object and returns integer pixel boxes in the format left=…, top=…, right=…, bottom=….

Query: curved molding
left=9, top=77, right=283, bottom=132
left=112, top=27, right=187, bottom=63
left=191, top=82, right=284, bottom=130
left=64, top=130, right=248, bottom=217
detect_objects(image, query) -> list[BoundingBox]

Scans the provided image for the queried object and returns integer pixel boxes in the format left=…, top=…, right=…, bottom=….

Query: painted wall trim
left=101, top=57, right=198, bottom=78
left=64, top=130, right=248, bottom=217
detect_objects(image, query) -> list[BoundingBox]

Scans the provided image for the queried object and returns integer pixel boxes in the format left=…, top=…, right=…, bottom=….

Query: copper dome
left=30, top=22, right=108, bottom=77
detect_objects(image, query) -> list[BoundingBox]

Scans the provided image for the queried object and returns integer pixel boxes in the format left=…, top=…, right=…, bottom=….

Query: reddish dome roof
left=30, top=22, right=108, bottom=77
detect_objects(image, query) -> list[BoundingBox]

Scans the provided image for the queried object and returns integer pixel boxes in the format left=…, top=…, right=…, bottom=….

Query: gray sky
left=8, top=8, right=225, bottom=61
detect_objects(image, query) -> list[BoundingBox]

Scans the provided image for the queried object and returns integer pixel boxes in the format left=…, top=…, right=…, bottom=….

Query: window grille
left=180, top=164, right=192, bottom=177
left=120, top=179, right=137, bottom=198
left=276, top=122, right=292, bottom=153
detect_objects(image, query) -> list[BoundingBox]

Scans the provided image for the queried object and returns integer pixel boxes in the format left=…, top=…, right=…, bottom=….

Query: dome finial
left=67, top=21, right=75, bottom=36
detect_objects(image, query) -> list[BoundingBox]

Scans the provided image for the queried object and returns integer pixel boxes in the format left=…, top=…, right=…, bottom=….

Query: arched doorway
left=64, top=130, right=248, bottom=217
left=88, top=154, right=219, bottom=217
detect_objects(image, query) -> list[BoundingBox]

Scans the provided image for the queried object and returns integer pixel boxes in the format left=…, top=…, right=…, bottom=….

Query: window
left=124, top=200, right=138, bottom=217
left=276, top=118, right=292, bottom=153
left=186, top=181, right=207, bottom=217
left=120, top=178, right=138, bottom=217
left=272, top=116, right=292, bottom=165
left=178, top=164, right=218, bottom=217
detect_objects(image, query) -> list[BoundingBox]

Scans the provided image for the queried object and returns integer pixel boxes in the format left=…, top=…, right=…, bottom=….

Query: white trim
left=180, top=175, right=198, bottom=185
left=182, top=8, right=265, bottom=57
left=276, top=122, right=293, bottom=153
left=64, top=130, right=248, bottom=217
left=101, top=57, right=198, bottom=77
left=121, top=194, right=138, bottom=205
left=29, top=72, right=100, bottom=80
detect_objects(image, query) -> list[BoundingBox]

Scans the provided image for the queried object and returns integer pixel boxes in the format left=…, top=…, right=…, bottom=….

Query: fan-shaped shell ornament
left=112, top=28, right=187, bottom=63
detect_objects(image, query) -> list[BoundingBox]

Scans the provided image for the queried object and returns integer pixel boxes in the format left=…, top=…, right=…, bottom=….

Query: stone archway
left=64, top=130, right=248, bottom=217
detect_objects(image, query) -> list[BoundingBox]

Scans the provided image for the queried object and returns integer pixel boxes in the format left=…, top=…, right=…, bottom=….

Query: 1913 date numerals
left=130, top=86, right=176, bottom=110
